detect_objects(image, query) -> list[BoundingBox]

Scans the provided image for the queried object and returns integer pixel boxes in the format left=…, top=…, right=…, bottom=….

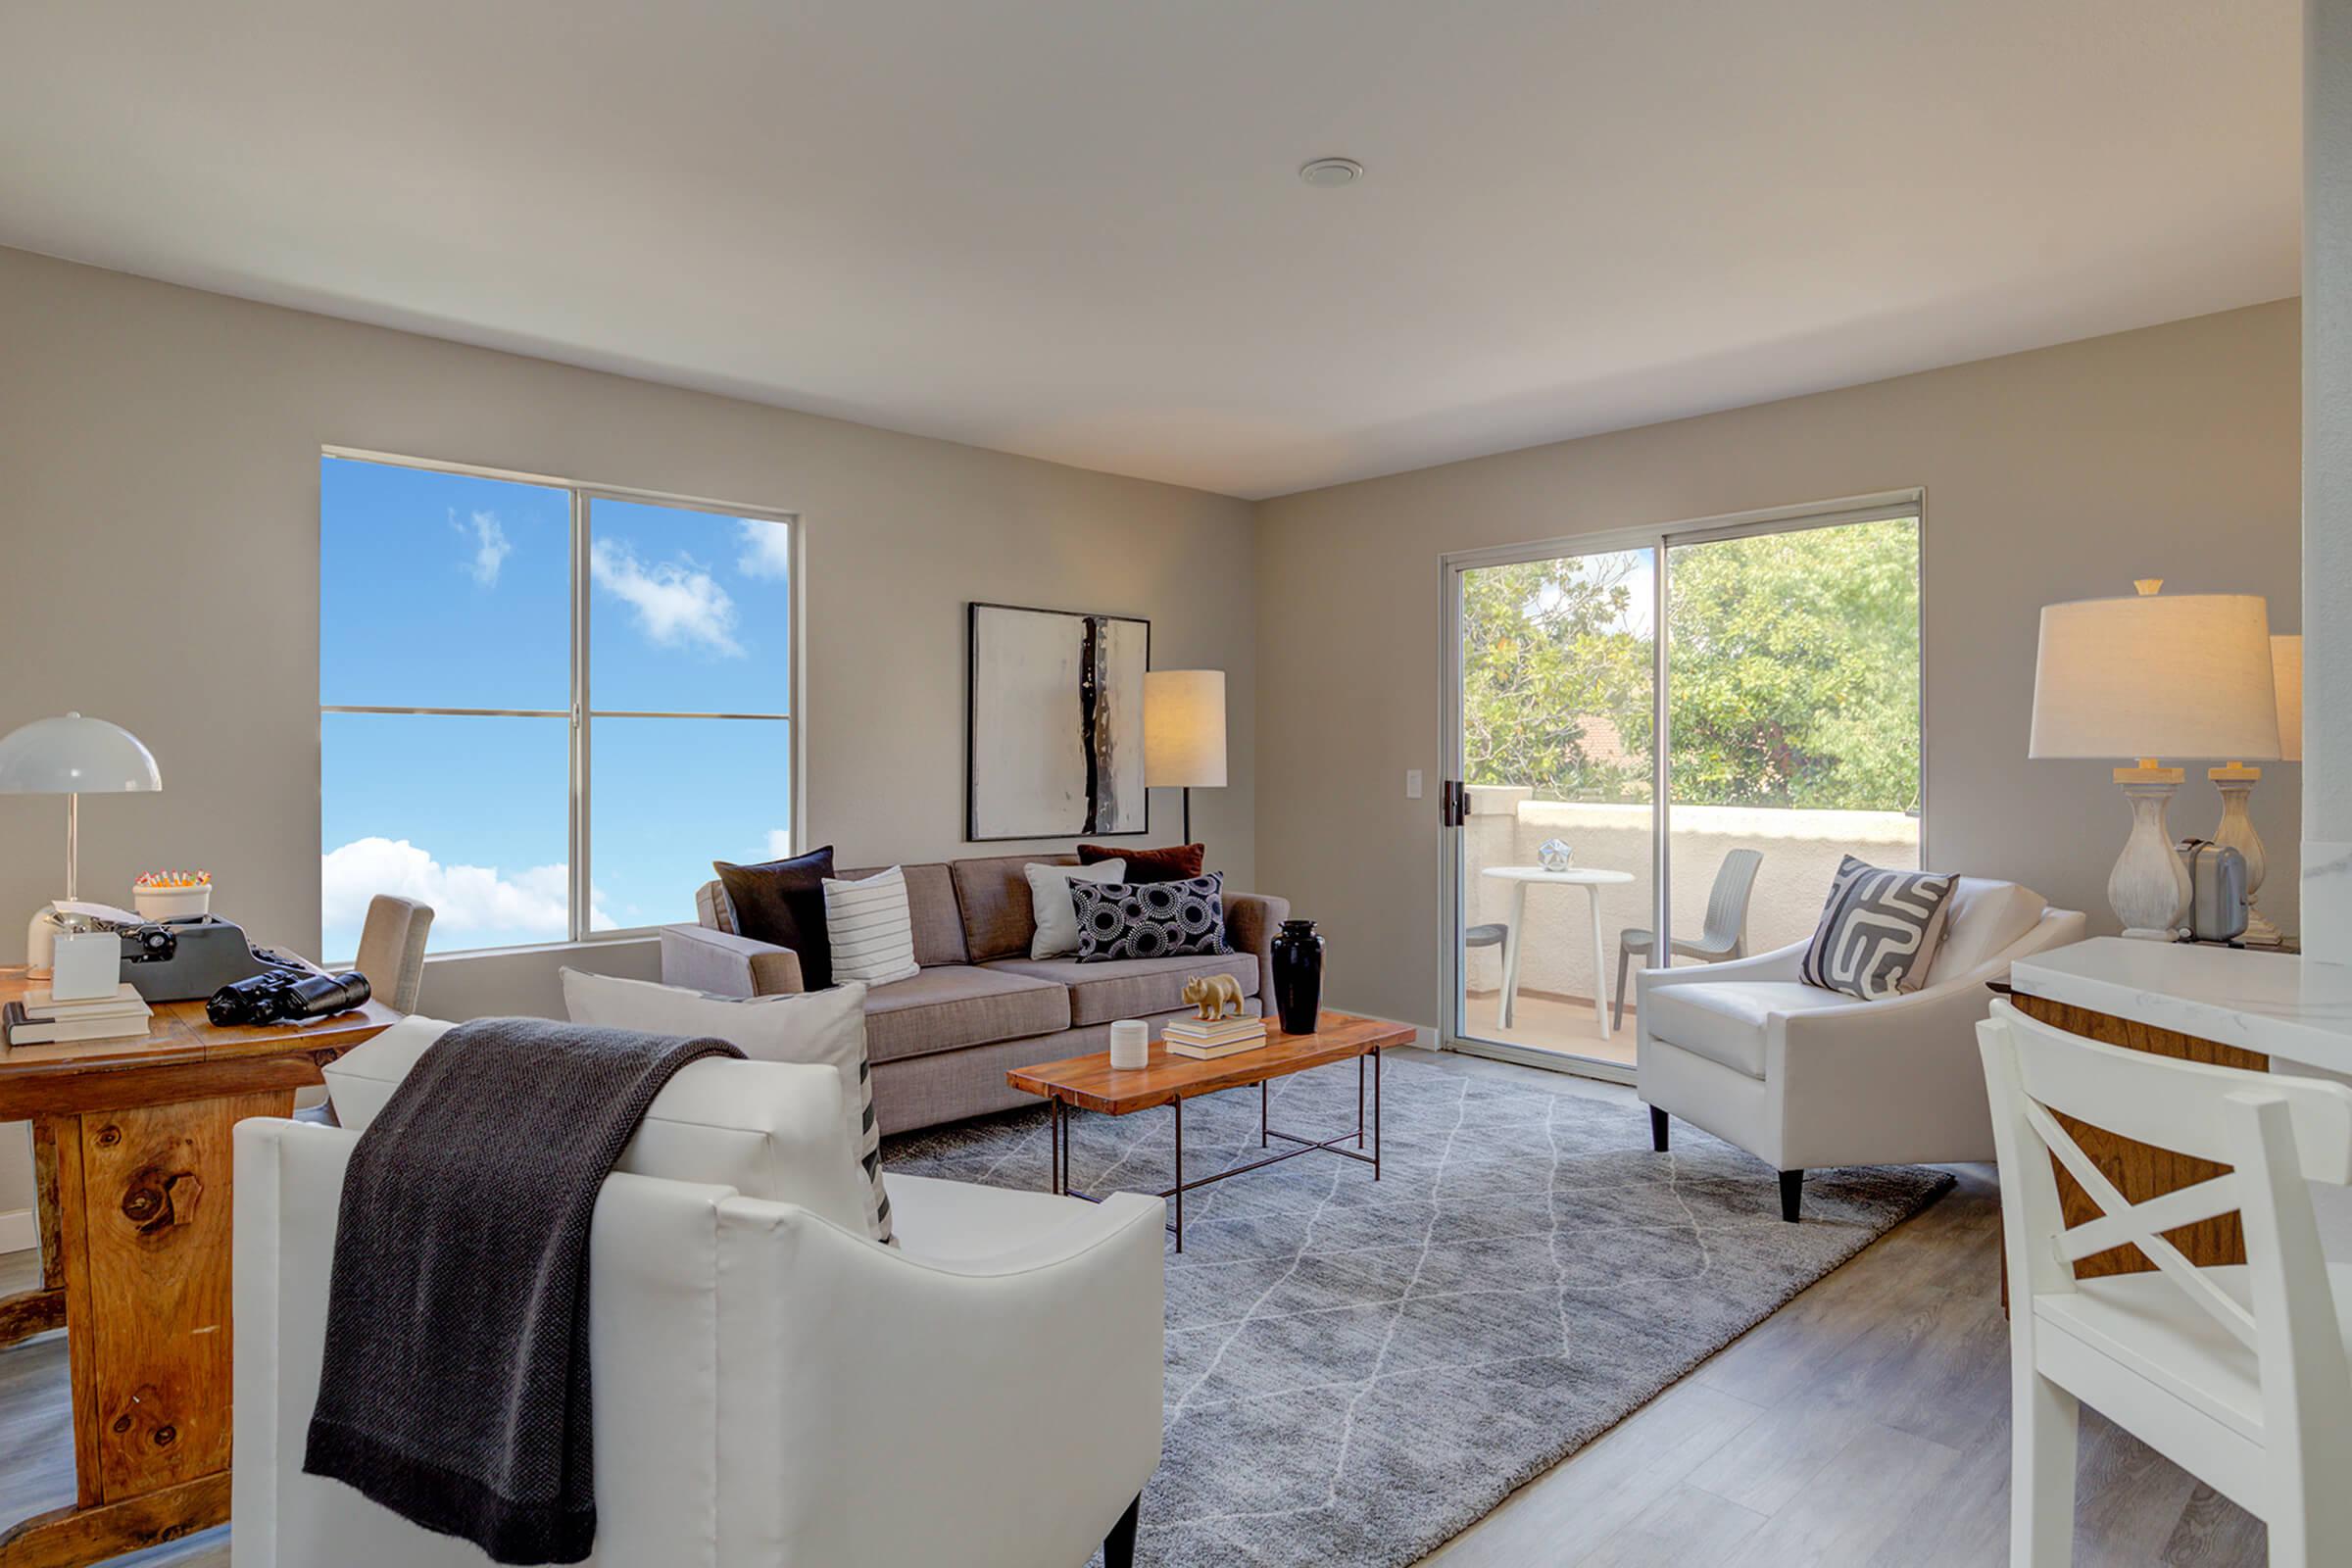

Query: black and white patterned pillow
left=1799, top=856, right=1957, bottom=1000
left=1070, top=872, right=1228, bottom=962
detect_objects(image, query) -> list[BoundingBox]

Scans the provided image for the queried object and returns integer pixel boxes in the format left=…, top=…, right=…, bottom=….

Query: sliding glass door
left=1443, top=498, right=1922, bottom=1079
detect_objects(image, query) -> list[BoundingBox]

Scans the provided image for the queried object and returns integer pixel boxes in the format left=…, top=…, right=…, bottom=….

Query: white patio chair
left=1977, top=998, right=2352, bottom=1566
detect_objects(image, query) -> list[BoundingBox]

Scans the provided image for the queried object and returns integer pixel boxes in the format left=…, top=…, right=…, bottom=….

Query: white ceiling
left=0, top=0, right=2299, bottom=499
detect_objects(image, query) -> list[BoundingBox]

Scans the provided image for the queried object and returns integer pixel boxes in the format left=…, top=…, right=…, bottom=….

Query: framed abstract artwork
left=966, top=602, right=1152, bottom=841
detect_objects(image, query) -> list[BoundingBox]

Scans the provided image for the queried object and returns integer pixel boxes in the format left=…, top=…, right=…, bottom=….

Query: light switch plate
left=1405, top=769, right=1424, bottom=799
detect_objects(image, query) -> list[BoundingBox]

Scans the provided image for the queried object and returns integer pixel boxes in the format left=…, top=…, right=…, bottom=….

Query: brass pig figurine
left=1180, top=973, right=1246, bottom=1021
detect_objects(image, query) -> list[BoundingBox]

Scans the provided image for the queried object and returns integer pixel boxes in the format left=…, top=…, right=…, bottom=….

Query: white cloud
left=455, top=510, right=512, bottom=587
left=321, top=837, right=611, bottom=940
left=765, top=828, right=792, bottom=858
left=735, top=518, right=792, bottom=580
left=590, top=538, right=743, bottom=657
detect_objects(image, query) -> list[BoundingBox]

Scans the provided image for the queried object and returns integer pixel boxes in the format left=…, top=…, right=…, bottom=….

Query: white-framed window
left=318, top=449, right=798, bottom=960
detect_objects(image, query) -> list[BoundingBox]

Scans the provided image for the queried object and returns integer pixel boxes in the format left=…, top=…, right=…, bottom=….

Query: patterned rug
left=885, top=1054, right=1953, bottom=1568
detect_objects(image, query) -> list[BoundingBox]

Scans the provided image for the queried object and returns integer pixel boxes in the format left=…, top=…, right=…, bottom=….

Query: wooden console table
left=0, top=967, right=398, bottom=1568
left=2008, top=987, right=2265, bottom=1277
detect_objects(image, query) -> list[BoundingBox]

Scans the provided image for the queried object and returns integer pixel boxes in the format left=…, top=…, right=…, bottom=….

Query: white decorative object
left=2209, top=634, right=2300, bottom=947
left=2029, top=581, right=2279, bottom=940
left=1145, top=668, right=1227, bottom=845
left=1024, top=858, right=1125, bottom=958
left=1535, top=838, right=1573, bottom=872
left=1108, top=1018, right=1149, bottom=1069
left=0, top=712, right=163, bottom=976
left=49, top=929, right=121, bottom=1002
left=133, top=872, right=213, bottom=922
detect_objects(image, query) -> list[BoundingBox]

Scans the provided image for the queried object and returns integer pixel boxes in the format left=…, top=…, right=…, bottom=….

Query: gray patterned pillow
left=1799, top=857, right=1957, bottom=1000
left=1070, top=872, right=1227, bottom=962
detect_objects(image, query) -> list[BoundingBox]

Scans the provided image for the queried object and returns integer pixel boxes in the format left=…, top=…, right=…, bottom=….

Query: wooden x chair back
left=1977, top=998, right=2352, bottom=1566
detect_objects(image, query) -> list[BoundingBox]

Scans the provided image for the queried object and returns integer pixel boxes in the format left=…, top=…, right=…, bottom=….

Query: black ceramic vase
left=1269, top=918, right=1325, bottom=1034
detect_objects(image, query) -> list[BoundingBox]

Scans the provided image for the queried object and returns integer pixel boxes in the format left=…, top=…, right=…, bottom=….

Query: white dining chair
left=1977, top=999, right=2352, bottom=1566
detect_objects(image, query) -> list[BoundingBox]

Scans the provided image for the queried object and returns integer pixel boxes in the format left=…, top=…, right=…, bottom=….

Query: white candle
left=1108, top=1018, right=1149, bottom=1069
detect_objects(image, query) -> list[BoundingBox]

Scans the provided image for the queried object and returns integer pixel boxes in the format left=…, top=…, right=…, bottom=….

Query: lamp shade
left=2274, top=634, right=2303, bottom=763
left=2029, top=591, right=2279, bottom=761
left=0, top=712, right=162, bottom=794
left=1144, top=670, right=1227, bottom=788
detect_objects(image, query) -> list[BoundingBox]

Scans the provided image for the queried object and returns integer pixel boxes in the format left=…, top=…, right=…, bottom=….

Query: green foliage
left=1460, top=519, right=1919, bottom=811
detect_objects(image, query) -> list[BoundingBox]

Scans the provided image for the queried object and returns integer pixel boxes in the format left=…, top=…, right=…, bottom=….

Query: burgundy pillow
left=713, top=845, right=836, bottom=990
left=1078, top=842, right=1205, bottom=884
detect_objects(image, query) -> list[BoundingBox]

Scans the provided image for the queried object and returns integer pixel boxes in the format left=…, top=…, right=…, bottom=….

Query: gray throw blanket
left=303, top=1017, right=743, bottom=1564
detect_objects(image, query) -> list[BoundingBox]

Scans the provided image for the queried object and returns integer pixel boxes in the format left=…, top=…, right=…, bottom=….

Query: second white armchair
left=1637, top=877, right=2086, bottom=1220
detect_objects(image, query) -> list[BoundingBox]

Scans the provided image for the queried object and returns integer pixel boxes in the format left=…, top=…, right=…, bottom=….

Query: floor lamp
left=2029, top=581, right=2279, bottom=940
left=1145, top=669, right=1226, bottom=845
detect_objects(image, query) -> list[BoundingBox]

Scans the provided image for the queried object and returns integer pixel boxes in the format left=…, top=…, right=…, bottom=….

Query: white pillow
left=559, top=970, right=892, bottom=1244
left=320, top=1014, right=875, bottom=1240
left=1026, top=858, right=1127, bottom=958
left=822, top=865, right=920, bottom=986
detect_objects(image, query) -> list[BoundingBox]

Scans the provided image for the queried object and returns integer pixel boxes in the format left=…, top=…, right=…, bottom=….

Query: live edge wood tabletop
left=0, top=965, right=400, bottom=1568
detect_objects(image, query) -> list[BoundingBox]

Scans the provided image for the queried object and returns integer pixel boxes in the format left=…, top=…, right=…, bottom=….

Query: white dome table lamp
left=2208, top=635, right=2301, bottom=946
left=2029, top=582, right=2279, bottom=940
left=0, top=712, right=163, bottom=976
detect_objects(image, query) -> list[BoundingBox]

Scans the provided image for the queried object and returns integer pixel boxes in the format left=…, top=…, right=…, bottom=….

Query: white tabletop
left=2010, top=936, right=2352, bottom=1072
left=1479, top=865, right=1637, bottom=886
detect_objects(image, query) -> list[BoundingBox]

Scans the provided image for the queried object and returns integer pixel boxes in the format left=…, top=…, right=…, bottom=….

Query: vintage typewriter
left=116, top=914, right=318, bottom=1004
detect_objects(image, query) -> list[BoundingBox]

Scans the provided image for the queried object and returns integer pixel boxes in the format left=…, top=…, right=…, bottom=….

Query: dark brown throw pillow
left=1077, top=842, right=1205, bottom=883
left=713, top=846, right=836, bottom=990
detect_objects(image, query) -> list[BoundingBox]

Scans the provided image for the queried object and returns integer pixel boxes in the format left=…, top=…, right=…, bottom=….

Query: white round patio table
left=1478, top=865, right=1638, bottom=1040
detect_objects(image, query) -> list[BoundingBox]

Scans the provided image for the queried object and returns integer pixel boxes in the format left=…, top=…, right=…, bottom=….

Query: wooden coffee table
left=1006, top=1010, right=1413, bottom=1250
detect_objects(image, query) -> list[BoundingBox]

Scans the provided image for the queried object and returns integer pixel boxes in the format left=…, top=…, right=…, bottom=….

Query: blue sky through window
left=320, top=457, right=792, bottom=959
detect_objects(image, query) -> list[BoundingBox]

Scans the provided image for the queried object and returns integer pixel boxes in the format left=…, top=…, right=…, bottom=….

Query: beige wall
left=1255, top=301, right=2303, bottom=1032
left=0, top=245, right=1257, bottom=1227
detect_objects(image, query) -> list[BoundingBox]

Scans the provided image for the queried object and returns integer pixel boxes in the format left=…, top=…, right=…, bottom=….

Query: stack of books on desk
left=1163, top=1013, right=1268, bottom=1059
left=4, top=983, right=153, bottom=1049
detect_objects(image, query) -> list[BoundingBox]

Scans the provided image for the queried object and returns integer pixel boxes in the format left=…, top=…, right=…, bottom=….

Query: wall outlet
left=1405, top=769, right=1423, bottom=799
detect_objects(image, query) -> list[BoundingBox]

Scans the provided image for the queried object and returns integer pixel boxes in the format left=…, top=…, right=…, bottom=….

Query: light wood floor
left=1462, top=987, right=1639, bottom=1067
left=0, top=1049, right=2264, bottom=1568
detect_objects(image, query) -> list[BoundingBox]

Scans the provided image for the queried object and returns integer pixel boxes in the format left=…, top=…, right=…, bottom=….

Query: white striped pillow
left=822, top=865, right=920, bottom=986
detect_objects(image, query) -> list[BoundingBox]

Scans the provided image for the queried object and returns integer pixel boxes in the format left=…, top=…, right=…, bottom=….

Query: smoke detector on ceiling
left=1298, top=157, right=1363, bottom=188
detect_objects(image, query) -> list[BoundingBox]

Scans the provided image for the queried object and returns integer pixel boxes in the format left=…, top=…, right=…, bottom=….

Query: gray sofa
left=660, top=854, right=1289, bottom=1134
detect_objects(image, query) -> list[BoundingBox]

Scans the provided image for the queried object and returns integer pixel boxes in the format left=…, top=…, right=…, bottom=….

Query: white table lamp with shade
left=0, top=711, right=163, bottom=977
left=1144, top=669, right=1226, bottom=846
left=2029, top=581, right=2279, bottom=940
left=2207, top=634, right=2301, bottom=947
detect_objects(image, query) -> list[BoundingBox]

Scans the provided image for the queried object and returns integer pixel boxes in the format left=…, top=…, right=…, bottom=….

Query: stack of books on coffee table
left=3, top=982, right=152, bottom=1050
left=1162, top=1013, right=1268, bottom=1059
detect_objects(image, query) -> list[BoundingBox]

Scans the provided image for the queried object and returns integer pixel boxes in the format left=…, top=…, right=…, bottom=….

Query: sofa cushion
left=983, top=952, right=1259, bottom=1028
left=713, top=844, right=836, bottom=988
left=952, top=853, right=1076, bottom=961
left=841, top=862, right=967, bottom=966
left=861, top=964, right=1071, bottom=1063
left=1642, top=981, right=1856, bottom=1080
left=1078, top=842, right=1204, bottom=883
left=1924, top=878, right=2046, bottom=984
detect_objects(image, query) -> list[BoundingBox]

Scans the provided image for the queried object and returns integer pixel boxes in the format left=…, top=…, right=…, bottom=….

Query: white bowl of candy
left=134, top=870, right=212, bottom=921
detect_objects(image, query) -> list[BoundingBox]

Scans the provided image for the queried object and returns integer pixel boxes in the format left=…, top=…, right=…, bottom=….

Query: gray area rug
left=885, top=1054, right=1953, bottom=1568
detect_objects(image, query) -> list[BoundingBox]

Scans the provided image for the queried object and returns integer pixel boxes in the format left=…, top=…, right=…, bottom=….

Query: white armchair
left=1636, top=878, right=2087, bottom=1221
left=234, top=1019, right=1166, bottom=1568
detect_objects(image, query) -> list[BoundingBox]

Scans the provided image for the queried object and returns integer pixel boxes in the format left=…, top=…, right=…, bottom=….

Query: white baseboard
left=0, top=1207, right=33, bottom=1256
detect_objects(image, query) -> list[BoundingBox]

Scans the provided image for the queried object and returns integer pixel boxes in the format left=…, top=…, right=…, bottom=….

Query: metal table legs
left=1051, top=1050, right=1382, bottom=1252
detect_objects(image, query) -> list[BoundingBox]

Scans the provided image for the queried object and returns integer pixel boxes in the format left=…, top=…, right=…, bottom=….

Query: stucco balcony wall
left=1462, top=789, right=1920, bottom=1002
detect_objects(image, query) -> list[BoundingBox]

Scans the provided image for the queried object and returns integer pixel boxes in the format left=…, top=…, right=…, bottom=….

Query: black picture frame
left=965, top=601, right=1153, bottom=843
